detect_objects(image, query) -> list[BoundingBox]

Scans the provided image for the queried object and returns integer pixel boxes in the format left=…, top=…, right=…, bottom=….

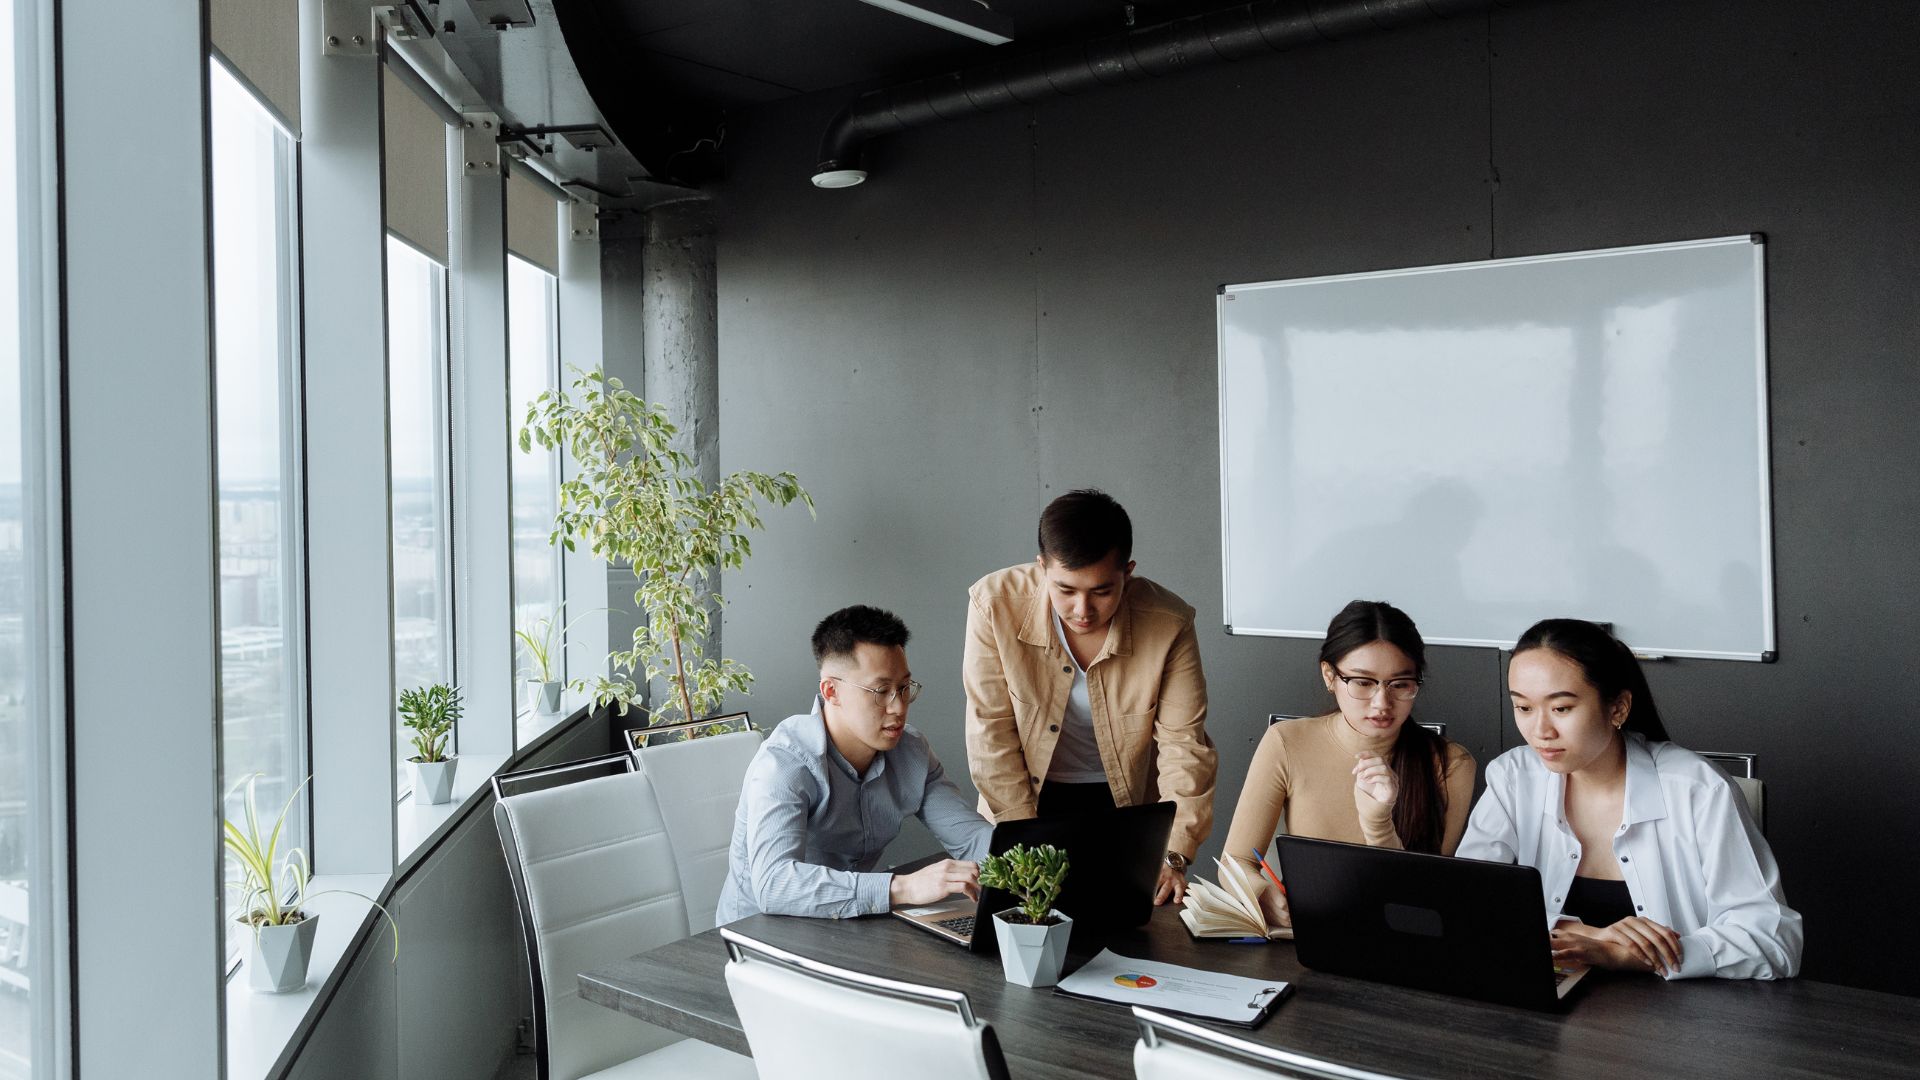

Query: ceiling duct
left=812, top=0, right=1514, bottom=189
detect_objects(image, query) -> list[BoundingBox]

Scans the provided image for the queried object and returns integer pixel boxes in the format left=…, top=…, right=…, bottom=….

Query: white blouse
left=1458, top=733, right=1803, bottom=980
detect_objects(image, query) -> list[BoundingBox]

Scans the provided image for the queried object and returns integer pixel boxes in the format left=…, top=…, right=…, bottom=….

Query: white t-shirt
left=1046, top=608, right=1108, bottom=785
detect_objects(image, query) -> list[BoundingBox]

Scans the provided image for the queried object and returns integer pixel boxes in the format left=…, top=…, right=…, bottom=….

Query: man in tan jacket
left=963, top=489, right=1216, bottom=904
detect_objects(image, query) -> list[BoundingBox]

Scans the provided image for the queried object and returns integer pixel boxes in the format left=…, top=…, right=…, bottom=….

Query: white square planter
left=411, top=757, right=458, bottom=805
left=991, top=909, right=1073, bottom=987
left=530, top=680, right=564, bottom=714
left=247, top=914, right=318, bottom=993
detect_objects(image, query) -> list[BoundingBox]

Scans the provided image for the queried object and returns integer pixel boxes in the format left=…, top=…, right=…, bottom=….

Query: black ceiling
left=555, top=0, right=1227, bottom=181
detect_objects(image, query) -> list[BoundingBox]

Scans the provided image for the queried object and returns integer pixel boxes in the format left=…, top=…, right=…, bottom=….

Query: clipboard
left=1051, top=949, right=1293, bottom=1029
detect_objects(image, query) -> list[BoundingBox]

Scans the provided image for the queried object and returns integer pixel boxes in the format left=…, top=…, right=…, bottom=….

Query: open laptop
left=892, top=801, right=1176, bottom=953
left=1275, top=835, right=1591, bottom=1010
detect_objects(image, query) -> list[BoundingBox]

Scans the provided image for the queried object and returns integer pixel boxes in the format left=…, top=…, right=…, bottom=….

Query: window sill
left=224, top=873, right=390, bottom=1080
left=396, top=751, right=510, bottom=862
left=226, top=701, right=598, bottom=1080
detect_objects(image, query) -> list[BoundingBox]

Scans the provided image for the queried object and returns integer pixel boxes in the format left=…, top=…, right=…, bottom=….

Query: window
left=386, top=235, right=453, bottom=789
left=211, top=60, right=307, bottom=965
left=509, top=254, right=563, bottom=739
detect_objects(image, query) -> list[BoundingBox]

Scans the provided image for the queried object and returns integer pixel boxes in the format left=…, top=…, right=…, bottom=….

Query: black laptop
left=892, top=801, right=1176, bottom=954
left=1275, top=834, right=1590, bottom=1010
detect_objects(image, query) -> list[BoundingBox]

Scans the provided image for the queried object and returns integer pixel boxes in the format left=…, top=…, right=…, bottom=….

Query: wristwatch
left=1163, top=851, right=1190, bottom=874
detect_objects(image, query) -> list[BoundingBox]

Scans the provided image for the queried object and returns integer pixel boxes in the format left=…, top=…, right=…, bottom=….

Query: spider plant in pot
left=980, top=843, right=1072, bottom=987
left=224, top=774, right=397, bottom=993
left=398, top=683, right=460, bottom=805
left=513, top=605, right=607, bottom=715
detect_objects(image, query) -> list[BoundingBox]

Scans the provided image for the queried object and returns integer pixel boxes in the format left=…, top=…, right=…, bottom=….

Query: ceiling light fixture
left=855, top=0, right=1013, bottom=46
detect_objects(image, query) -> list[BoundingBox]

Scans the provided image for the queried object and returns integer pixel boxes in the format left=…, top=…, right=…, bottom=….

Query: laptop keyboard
left=934, top=915, right=975, bottom=937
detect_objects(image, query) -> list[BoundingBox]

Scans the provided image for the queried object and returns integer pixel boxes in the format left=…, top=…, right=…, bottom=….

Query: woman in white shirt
left=1458, top=618, right=1802, bottom=980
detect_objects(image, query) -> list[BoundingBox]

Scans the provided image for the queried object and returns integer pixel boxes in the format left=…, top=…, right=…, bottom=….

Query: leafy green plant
left=223, top=774, right=397, bottom=956
left=519, top=368, right=812, bottom=725
left=980, top=843, right=1070, bottom=925
left=514, top=604, right=610, bottom=685
left=397, top=683, right=460, bottom=763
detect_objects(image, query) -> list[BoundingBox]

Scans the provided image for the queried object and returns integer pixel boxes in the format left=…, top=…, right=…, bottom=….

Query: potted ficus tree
left=514, top=604, right=608, bottom=715
left=398, top=683, right=460, bottom=804
left=518, top=368, right=811, bottom=729
left=981, top=843, right=1073, bottom=987
left=224, top=774, right=397, bottom=993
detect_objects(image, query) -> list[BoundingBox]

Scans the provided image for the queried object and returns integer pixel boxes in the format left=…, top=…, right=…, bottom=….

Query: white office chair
left=721, top=927, right=1012, bottom=1080
left=1132, top=1008, right=1406, bottom=1080
left=633, top=724, right=764, bottom=933
left=494, top=754, right=757, bottom=1080
left=1699, top=751, right=1766, bottom=834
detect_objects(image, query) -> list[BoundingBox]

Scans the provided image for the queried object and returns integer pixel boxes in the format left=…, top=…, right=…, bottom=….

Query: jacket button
left=1636, top=905, right=1644, bottom=912
left=1620, top=856, right=1630, bottom=863
left=1049, top=724, right=1059, bottom=732
left=1553, top=897, right=1561, bottom=903
left=1569, top=852, right=1578, bottom=859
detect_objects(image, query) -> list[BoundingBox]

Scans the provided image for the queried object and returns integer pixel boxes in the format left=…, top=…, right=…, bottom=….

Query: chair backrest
left=1132, top=1008, right=1405, bottom=1080
left=491, top=751, right=634, bottom=801
left=495, top=754, right=692, bottom=1080
left=721, top=928, right=1010, bottom=1080
left=633, top=726, right=765, bottom=933
left=1699, top=751, right=1766, bottom=834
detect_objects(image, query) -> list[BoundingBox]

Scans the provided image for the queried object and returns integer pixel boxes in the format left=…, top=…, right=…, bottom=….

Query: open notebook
left=1180, top=857, right=1291, bottom=941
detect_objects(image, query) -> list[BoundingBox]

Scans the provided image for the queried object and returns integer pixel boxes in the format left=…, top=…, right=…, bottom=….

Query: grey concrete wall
left=711, top=0, right=1920, bottom=993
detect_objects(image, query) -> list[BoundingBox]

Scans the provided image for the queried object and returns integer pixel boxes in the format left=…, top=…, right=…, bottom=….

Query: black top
left=1564, top=875, right=1635, bottom=928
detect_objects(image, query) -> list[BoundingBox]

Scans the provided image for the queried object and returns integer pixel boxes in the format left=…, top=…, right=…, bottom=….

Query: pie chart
left=1113, top=973, right=1158, bottom=989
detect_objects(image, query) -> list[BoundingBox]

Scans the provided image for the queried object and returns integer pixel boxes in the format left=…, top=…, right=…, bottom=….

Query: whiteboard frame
left=1216, top=235, right=1777, bottom=661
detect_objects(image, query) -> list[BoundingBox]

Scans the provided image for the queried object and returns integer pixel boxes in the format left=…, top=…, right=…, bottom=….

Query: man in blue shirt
left=716, top=605, right=992, bottom=923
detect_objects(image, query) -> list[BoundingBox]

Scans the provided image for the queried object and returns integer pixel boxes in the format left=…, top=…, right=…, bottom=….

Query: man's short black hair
left=811, top=605, right=911, bottom=667
left=1037, top=488, right=1133, bottom=569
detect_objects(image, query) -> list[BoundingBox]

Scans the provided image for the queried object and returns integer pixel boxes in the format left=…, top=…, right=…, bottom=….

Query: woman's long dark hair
left=1321, top=600, right=1449, bottom=853
left=1512, top=619, right=1670, bottom=741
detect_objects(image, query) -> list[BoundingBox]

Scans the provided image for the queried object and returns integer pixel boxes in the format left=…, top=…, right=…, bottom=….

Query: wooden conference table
left=580, top=905, right=1919, bottom=1080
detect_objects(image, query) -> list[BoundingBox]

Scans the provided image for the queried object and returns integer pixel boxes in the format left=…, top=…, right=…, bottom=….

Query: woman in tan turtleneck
left=1222, top=600, right=1476, bottom=925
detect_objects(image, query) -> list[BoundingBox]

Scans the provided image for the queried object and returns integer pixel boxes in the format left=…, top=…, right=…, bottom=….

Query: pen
left=1252, top=849, right=1286, bottom=895
left=1228, top=936, right=1268, bottom=944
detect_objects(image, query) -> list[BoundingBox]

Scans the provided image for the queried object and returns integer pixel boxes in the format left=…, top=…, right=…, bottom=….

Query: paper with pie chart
left=1054, top=949, right=1289, bottom=1026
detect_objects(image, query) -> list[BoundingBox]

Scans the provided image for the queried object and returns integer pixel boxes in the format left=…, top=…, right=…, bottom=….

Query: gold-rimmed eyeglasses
left=1332, top=668, right=1422, bottom=702
left=826, top=676, right=924, bottom=707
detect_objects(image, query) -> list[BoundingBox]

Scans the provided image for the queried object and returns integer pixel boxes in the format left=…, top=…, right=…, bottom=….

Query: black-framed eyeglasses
left=826, top=676, right=924, bottom=707
left=1332, top=668, right=1421, bottom=702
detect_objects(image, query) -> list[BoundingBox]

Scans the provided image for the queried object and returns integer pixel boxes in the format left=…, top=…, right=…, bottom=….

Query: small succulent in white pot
left=398, top=683, right=460, bottom=805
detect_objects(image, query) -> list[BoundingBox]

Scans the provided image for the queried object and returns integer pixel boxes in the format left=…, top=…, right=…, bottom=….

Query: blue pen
left=1227, top=936, right=1268, bottom=944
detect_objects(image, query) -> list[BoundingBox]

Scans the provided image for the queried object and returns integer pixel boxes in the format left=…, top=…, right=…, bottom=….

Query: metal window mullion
left=17, top=0, right=73, bottom=1072
left=555, top=201, right=607, bottom=696
left=61, top=0, right=224, bottom=1073
left=300, top=0, right=398, bottom=877
left=447, top=113, right=514, bottom=757
left=274, top=122, right=312, bottom=879
left=545, top=272, right=566, bottom=688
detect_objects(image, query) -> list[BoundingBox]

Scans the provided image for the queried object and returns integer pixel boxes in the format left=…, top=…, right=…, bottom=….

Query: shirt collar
left=1022, top=582, right=1135, bottom=662
left=1621, top=732, right=1668, bottom=825
left=1536, top=731, right=1668, bottom=827
left=808, top=695, right=887, bottom=783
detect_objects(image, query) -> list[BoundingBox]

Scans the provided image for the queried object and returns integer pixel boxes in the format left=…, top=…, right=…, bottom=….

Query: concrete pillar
left=641, top=200, right=722, bottom=719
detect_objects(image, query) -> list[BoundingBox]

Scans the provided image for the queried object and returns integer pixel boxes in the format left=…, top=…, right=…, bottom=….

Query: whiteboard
left=1217, top=236, right=1774, bottom=661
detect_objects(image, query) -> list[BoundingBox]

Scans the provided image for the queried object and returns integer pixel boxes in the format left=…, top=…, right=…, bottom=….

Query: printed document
left=1055, top=949, right=1289, bottom=1026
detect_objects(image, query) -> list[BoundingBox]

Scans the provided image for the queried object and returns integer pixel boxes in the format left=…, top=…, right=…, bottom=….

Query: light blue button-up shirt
left=715, top=701, right=992, bottom=923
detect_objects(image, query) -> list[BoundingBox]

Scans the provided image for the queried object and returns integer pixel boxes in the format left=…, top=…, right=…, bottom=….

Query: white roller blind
left=211, top=0, right=299, bottom=131
left=382, top=65, right=449, bottom=265
left=506, top=165, right=560, bottom=274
